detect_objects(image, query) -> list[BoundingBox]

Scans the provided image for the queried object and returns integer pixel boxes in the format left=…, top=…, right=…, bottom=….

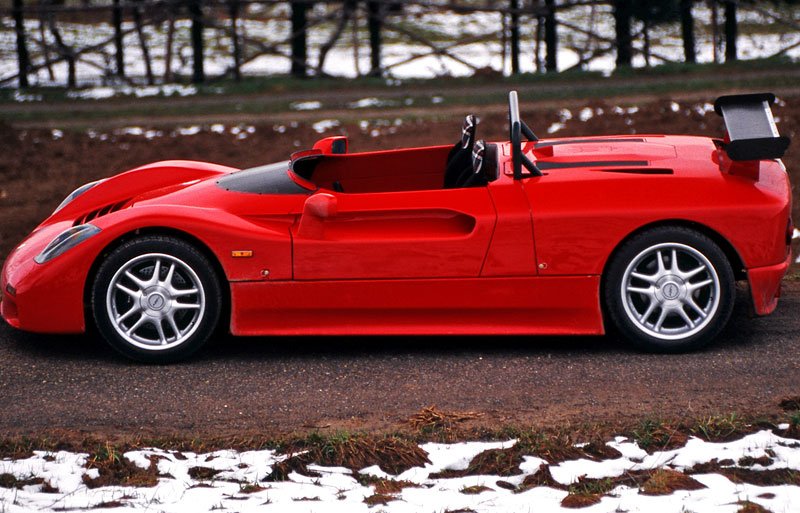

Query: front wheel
left=603, top=226, right=735, bottom=352
left=91, top=236, right=222, bottom=363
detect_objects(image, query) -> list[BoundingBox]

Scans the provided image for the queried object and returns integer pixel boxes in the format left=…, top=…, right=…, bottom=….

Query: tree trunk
left=13, top=0, right=29, bottom=88
left=318, top=0, right=355, bottom=74
left=48, top=16, right=76, bottom=88
left=724, top=0, right=737, bottom=62
left=544, top=0, right=557, bottom=72
left=189, top=0, right=204, bottom=83
left=132, top=5, right=154, bottom=85
left=352, top=4, right=361, bottom=77
left=643, top=18, right=650, bottom=67
left=613, top=0, right=632, bottom=68
left=509, top=0, right=520, bottom=75
left=164, top=10, right=175, bottom=82
left=534, top=9, right=543, bottom=73
left=290, top=0, right=309, bottom=77
left=710, top=0, right=719, bottom=63
left=229, top=0, right=241, bottom=81
left=680, top=0, right=696, bottom=63
left=112, top=0, right=124, bottom=77
left=367, top=0, right=382, bottom=77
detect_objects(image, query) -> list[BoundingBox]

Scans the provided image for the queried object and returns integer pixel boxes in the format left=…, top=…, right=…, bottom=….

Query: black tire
left=603, top=226, right=735, bottom=353
left=91, top=236, right=222, bottom=363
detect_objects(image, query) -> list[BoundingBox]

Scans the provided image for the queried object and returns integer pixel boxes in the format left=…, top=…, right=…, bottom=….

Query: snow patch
left=312, top=119, right=341, bottom=133
left=348, top=97, right=395, bottom=109
left=290, top=100, right=322, bottom=111
left=3, top=431, right=800, bottom=512
left=66, top=84, right=198, bottom=100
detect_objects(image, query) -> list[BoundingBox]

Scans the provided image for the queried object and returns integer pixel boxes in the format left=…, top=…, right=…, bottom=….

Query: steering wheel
left=508, top=91, right=541, bottom=179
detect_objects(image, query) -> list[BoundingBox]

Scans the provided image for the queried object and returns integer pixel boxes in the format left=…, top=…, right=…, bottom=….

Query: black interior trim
left=536, top=160, right=649, bottom=170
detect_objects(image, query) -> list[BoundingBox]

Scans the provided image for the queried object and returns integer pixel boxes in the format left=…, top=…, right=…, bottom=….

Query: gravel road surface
left=1, top=283, right=798, bottom=439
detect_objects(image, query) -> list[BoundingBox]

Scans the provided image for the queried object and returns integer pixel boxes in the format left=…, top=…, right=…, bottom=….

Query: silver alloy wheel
left=105, top=253, right=206, bottom=350
left=621, top=242, right=720, bottom=341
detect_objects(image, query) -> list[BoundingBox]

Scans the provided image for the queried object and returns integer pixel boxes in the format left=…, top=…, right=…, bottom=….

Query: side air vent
left=600, top=168, right=673, bottom=175
left=74, top=199, right=130, bottom=226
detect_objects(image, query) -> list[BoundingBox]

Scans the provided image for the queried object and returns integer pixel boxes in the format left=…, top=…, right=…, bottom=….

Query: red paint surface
left=2, top=133, right=792, bottom=336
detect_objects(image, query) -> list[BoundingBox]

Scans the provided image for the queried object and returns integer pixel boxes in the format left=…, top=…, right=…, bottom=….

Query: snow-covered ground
left=2, top=429, right=800, bottom=512
left=0, top=3, right=797, bottom=92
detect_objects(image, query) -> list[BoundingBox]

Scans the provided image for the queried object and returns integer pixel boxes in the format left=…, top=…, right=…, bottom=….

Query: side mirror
left=304, top=192, right=337, bottom=219
left=313, top=136, right=348, bottom=155
left=297, top=193, right=337, bottom=238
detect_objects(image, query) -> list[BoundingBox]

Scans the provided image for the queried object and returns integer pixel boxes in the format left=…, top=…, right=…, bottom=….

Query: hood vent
left=74, top=199, right=130, bottom=226
left=600, top=167, right=673, bottom=175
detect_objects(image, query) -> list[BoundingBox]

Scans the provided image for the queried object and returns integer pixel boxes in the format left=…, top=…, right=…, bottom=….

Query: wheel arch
left=82, top=226, right=231, bottom=333
left=601, top=219, right=746, bottom=288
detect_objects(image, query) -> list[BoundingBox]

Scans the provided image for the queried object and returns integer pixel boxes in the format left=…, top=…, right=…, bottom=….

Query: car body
left=1, top=92, right=792, bottom=361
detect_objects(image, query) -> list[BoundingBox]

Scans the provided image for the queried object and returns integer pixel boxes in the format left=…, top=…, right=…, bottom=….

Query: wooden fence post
left=367, top=0, right=382, bottom=77
left=509, top=0, right=520, bottom=75
left=724, top=0, right=737, bottom=62
left=112, top=0, right=125, bottom=77
left=544, top=0, right=557, bottom=72
left=613, top=0, right=632, bottom=68
left=291, top=0, right=309, bottom=77
left=12, top=0, right=29, bottom=88
left=190, top=0, right=205, bottom=83
left=680, top=0, right=696, bottom=63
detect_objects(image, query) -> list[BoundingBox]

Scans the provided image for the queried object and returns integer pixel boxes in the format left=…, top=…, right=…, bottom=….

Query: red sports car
left=1, top=92, right=792, bottom=362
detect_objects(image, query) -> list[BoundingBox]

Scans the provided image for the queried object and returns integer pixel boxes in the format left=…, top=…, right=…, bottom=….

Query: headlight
left=53, top=180, right=104, bottom=214
left=34, top=224, right=101, bottom=264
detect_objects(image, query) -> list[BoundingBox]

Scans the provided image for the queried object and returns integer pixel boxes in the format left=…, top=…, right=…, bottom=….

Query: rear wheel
left=603, top=226, right=735, bottom=352
left=92, top=236, right=222, bottom=363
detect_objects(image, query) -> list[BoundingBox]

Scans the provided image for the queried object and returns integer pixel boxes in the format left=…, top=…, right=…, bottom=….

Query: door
left=292, top=187, right=496, bottom=280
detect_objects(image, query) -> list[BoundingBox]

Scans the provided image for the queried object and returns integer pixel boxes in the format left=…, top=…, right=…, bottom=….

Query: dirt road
left=1, top=283, right=798, bottom=439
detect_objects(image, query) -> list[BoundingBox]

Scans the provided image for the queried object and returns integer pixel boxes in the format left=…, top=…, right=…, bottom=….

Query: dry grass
left=460, top=485, right=493, bottom=494
left=640, top=469, right=706, bottom=495
left=363, top=493, right=397, bottom=506
left=267, top=433, right=429, bottom=481
left=187, top=466, right=223, bottom=480
left=737, top=501, right=774, bottom=513
left=82, top=444, right=159, bottom=489
left=429, top=447, right=523, bottom=479
left=357, top=474, right=417, bottom=494
left=516, top=464, right=566, bottom=492
left=408, top=405, right=483, bottom=435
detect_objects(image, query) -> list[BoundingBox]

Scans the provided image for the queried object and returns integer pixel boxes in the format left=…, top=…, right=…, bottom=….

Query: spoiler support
left=714, top=93, right=790, bottom=161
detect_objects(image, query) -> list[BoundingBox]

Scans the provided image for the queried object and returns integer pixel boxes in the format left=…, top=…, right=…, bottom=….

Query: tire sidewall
left=603, top=227, right=735, bottom=353
left=92, top=236, right=222, bottom=363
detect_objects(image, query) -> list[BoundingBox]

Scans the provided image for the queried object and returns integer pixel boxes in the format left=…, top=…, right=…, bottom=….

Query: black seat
left=443, top=115, right=478, bottom=188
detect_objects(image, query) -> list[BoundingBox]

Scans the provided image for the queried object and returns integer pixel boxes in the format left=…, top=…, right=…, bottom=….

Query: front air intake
left=73, top=199, right=130, bottom=226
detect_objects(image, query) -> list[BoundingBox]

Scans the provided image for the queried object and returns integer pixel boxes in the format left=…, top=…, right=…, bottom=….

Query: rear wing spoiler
left=714, top=93, right=789, bottom=161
